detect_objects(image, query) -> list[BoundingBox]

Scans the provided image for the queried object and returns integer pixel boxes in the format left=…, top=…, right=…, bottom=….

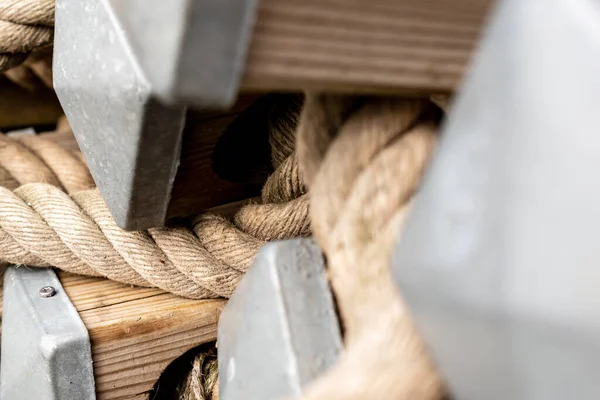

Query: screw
left=39, top=286, right=56, bottom=298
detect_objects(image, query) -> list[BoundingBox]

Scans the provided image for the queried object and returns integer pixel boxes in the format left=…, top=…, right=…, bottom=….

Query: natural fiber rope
left=182, top=95, right=445, bottom=400
left=179, top=347, right=219, bottom=400
left=0, top=133, right=94, bottom=193
left=4, top=46, right=53, bottom=89
left=0, top=95, right=446, bottom=398
left=292, top=94, right=444, bottom=399
left=0, top=127, right=307, bottom=299
left=0, top=0, right=54, bottom=72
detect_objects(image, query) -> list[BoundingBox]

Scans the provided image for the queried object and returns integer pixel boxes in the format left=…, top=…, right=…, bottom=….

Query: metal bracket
left=1, top=267, right=96, bottom=400
left=53, top=0, right=260, bottom=230
left=393, top=0, right=600, bottom=399
left=54, top=0, right=187, bottom=230
left=108, top=0, right=259, bottom=107
left=218, top=238, right=342, bottom=400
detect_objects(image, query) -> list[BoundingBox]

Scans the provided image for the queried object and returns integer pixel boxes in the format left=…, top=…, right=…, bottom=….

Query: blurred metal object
left=109, top=0, right=259, bottom=107
left=218, top=238, right=342, bottom=400
left=53, top=0, right=259, bottom=230
left=1, top=267, right=95, bottom=400
left=54, top=0, right=186, bottom=230
left=393, top=0, right=600, bottom=399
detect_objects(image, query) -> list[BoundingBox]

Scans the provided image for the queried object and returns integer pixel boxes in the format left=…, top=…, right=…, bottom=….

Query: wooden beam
left=59, top=272, right=225, bottom=400
left=0, top=77, right=63, bottom=130
left=242, top=0, right=492, bottom=94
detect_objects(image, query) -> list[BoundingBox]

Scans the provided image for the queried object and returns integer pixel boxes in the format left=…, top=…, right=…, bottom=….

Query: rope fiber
left=0, top=0, right=54, bottom=72
left=0, top=119, right=307, bottom=299
left=0, top=1, right=451, bottom=397
left=0, top=93, right=446, bottom=399
left=294, top=94, right=444, bottom=399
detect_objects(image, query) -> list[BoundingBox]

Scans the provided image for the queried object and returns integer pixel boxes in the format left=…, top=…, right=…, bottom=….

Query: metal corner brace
left=218, top=238, right=343, bottom=400
left=1, top=267, right=96, bottom=400
left=53, top=0, right=259, bottom=230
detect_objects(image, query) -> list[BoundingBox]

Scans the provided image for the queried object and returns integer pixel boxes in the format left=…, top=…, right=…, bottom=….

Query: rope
left=1, top=96, right=446, bottom=398
left=295, top=94, right=444, bottom=399
left=0, top=133, right=93, bottom=193
left=0, top=0, right=54, bottom=72
left=0, top=127, right=307, bottom=299
left=178, top=347, right=219, bottom=400
left=4, top=46, right=53, bottom=89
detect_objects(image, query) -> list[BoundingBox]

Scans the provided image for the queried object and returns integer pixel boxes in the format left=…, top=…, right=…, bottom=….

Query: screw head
left=39, top=286, right=56, bottom=298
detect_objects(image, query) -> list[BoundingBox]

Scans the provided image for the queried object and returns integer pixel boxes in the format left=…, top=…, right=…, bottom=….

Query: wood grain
left=242, top=0, right=493, bottom=93
left=166, top=109, right=262, bottom=219
left=59, top=272, right=225, bottom=400
left=166, top=94, right=295, bottom=220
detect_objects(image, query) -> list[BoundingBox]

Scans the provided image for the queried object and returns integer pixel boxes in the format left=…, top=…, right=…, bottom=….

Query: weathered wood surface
left=242, top=0, right=492, bottom=94
left=59, top=272, right=225, bottom=400
left=4, top=0, right=493, bottom=228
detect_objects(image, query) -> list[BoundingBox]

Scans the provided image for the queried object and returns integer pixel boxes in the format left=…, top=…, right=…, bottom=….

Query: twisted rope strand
left=0, top=180, right=307, bottom=298
left=295, top=95, right=444, bottom=399
left=0, top=0, right=55, bottom=26
left=0, top=132, right=93, bottom=193
left=0, top=19, right=52, bottom=53
left=0, top=0, right=54, bottom=72
left=0, top=126, right=308, bottom=298
left=0, top=95, right=447, bottom=398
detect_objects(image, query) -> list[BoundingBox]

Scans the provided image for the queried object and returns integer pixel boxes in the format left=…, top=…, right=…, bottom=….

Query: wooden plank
left=59, top=272, right=225, bottom=400
left=59, top=273, right=161, bottom=312
left=0, top=77, right=63, bottom=130
left=242, top=0, right=493, bottom=93
left=15, top=96, right=273, bottom=223
left=166, top=110, right=263, bottom=219
left=166, top=94, right=293, bottom=220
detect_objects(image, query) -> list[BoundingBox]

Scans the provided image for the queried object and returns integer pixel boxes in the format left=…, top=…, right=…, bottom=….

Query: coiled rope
left=294, top=94, right=444, bottom=399
left=1, top=94, right=446, bottom=398
left=0, top=120, right=308, bottom=299
left=0, top=0, right=54, bottom=72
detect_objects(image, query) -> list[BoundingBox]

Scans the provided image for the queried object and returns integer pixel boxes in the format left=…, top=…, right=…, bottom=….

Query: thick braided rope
left=4, top=46, right=53, bottom=89
left=295, top=95, right=444, bottom=399
left=179, top=347, right=219, bottom=400
left=0, top=133, right=94, bottom=193
left=0, top=129, right=307, bottom=298
left=0, top=0, right=54, bottom=72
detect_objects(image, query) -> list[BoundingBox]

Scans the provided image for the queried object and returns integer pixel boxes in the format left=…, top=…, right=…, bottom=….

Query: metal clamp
left=218, top=238, right=342, bottom=400
left=1, top=267, right=96, bottom=400
left=108, top=0, right=259, bottom=107
left=393, top=0, right=600, bottom=399
left=53, top=0, right=259, bottom=230
left=54, top=0, right=187, bottom=230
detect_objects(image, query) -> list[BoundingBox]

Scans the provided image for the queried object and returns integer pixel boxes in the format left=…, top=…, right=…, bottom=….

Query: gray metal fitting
left=39, top=285, right=56, bottom=298
left=393, top=1, right=600, bottom=399
left=54, top=0, right=186, bottom=230
left=218, top=238, right=342, bottom=400
left=108, top=0, right=259, bottom=107
left=1, top=267, right=96, bottom=400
